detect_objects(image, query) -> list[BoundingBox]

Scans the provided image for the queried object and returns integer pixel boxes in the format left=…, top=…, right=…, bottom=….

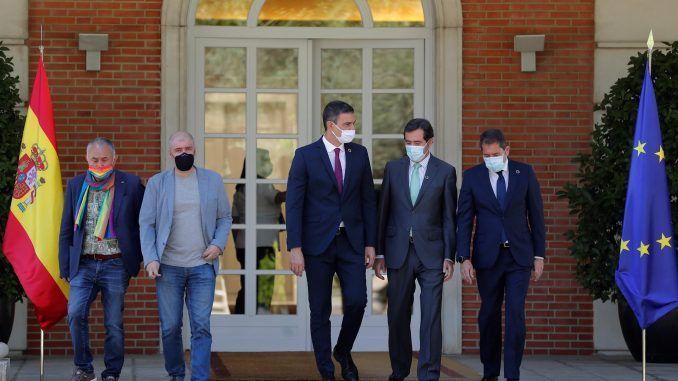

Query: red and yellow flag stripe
left=2, top=57, right=67, bottom=330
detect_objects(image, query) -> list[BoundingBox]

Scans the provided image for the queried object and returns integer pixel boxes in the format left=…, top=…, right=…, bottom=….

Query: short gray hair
left=169, top=131, right=195, bottom=148
left=87, top=137, right=116, bottom=155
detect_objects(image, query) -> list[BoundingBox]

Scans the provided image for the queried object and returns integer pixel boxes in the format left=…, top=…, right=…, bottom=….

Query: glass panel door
left=314, top=39, right=425, bottom=351
left=196, top=39, right=309, bottom=351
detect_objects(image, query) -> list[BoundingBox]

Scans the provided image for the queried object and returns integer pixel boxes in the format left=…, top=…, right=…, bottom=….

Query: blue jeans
left=156, top=263, right=216, bottom=381
left=68, top=257, right=129, bottom=378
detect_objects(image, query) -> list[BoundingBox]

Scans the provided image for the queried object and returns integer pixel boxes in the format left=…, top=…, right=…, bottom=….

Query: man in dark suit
left=456, top=129, right=545, bottom=381
left=375, top=118, right=457, bottom=381
left=286, top=100, right=377, bottom=381
left=59, top=137, right=144, bottom=381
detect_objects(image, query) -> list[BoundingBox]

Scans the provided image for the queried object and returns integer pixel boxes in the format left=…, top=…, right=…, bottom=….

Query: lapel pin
left=515, top=170, right=520, bottom=174
left=425, top=176, right=429, bottom=180
left=347, top=148, right=352, bottom=153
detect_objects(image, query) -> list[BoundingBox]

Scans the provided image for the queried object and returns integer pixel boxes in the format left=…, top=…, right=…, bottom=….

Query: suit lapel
left=413, top=155, right=439, bottom=208
left=112, top=170, right=126, bottom=223
left=504, top=160, right=518, bottom=210
left=400, top=157, right=413, bottom=208
left=166, top=170, right=176, bottom=224
left=315, top=138, right=340, bottom=193
left=341, top=143, right=354, bottom=199
left=196, top=168, right=207, bottom=224
left=481, top=166, right=503, bottom=212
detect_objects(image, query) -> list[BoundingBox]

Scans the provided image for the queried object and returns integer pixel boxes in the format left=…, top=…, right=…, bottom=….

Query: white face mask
left=484, top=155, right=505, bottom=172
left=332, top=125, right=356, bottom=144
left=406, top=145, right=426, bottom=162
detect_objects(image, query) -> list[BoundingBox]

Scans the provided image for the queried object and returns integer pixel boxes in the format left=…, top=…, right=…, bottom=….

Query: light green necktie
left=410, top=162, right=422, bottom=204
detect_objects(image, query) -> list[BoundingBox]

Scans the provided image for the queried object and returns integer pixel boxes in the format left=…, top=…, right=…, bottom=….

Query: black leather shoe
left=506, top=379, right=519, bottom=381
left=333, top=349, right=359, bottom=381
left=388, top=374, right=404, bottom=381
left=481, top=377, right=498, bottom=381
left=321, top=377, right=335, bottom=381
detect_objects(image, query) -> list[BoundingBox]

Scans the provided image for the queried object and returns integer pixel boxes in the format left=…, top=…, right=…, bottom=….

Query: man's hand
left=532, top=258, right=544, bottom=282
left=61, top=276, right=70, bottom=283
left=443, top=260, right=454, bottom=282
left=146, top=260, right=161, bottom=279
left=290, top=247, right=305, bottom=277
left=374, top=258, right=386, bottom=280
left=202, top=245, right=221, bottom=261
left=364, top=246, right=375, bottom=269
left=461, top=260, right=474, bottom=285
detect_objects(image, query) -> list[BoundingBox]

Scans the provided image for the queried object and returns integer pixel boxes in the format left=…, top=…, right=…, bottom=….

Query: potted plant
left=0, top=41, right=26, bottom=344
left=559, top=41, right=678, bottom=362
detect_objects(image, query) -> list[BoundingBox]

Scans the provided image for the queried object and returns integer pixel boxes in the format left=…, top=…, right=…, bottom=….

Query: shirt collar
left=410, top=152, right=431, bottom=169
left=322, top=136, right=344, bottom=153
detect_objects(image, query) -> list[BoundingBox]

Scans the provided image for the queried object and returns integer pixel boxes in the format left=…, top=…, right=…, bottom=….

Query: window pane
left=221, top=227, right=244, bottom=270
left=213, top=275, right=243, bottom=315
left=256, top=183, right=287, bottom=225
left=204, top=138, right=246, bottom=179
left=367, top=0, right=425, bottom=27
left=255, top=229, right=289, bottom=270
left=256, top=139, right=297, bottom=180
left=257, top=275, right=297, bottom=315
left=257, top=93, right=297, bottom=134
left=321, top=49, right=362, bottom=90
left=373, top=48, right=414, bottom=89
left=257, top=48, right=298, bottom=89
left=258, top=0, right=362, bottom=27
left=205, top=47, right=246, bottom=88
left=373, top=93, right=414, bottom=134
left=321, top=93, right=362, bottom=134
left=205, top=93, right=246, bottom=134
left=372, top=273, right=388, bottom=315
left=195, top=0, right=253, bottom=26
left=372, top=139, right=405, bottom=179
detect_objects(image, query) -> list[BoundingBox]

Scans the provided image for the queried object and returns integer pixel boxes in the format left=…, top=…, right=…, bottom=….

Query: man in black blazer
left=59, top=138, right=144, bottom=381
left=456, top=129, right=545, bottom=381
left=375, top=118, right=457, bottom=381
left=286, top=100, right=377, bottom=381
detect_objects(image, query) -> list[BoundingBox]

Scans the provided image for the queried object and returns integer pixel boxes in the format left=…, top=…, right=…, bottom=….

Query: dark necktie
left=496, top=171, right=508, bottom=243
left=334, top=148, right=343, bottom=194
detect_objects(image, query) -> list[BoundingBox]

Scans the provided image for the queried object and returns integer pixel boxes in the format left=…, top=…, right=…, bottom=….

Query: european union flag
left=615, top=63, right=678, bottom=329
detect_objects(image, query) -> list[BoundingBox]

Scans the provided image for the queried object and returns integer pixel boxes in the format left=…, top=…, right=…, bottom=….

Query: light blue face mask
left=406, top=145, right=426, bottom=162
left=483, top=155, right=505, bottom=172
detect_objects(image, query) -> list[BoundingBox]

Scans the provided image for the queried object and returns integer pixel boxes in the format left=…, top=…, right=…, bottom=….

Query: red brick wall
left=460, top=0, right=595, bottom=354
left=26, top=0, right=162, bottom=355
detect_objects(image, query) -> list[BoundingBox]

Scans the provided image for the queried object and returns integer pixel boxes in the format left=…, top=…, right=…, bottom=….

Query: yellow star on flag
left=634, top=141, right=647, bottom=156
left=655, top=145, right=665, bottom=162
left=620, top=239, right=630, bottom=254
left=637, top=241, right=650, bottom=256
left=657, top=233, right=672, bottom=250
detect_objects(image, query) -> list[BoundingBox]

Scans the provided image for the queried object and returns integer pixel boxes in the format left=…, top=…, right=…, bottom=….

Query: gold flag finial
left=647, top=29, right=654, bottom=50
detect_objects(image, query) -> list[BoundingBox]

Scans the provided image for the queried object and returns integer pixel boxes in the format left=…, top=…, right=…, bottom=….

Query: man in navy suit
left=286, top=100, right=377, bottom=381
left=456, top=129, right=545, bottom=381
left=375, top=119, right=457, bottom=381
left=59, top=138, right=144, bottom=381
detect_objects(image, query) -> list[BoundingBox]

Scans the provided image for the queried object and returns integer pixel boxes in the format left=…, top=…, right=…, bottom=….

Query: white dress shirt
left=322, top=136, right=345, bottom=180
left=488, top=158, right=509, bottom=197
left=322, top=136, right=345, bottom=227
left=409, top=152, right=430, bottom=188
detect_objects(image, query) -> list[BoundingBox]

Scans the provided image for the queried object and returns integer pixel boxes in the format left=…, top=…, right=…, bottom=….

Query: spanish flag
left=2, top=57, right=67, bottom=330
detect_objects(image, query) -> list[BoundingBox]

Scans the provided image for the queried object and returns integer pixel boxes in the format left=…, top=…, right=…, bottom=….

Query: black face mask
left=174, top=153, right=194, bottom=171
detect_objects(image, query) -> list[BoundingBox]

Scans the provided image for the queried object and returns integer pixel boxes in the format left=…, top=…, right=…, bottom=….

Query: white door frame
left=162, top=0, right=464, bottom=354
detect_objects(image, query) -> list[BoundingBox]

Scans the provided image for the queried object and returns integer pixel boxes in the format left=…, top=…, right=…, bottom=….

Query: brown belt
left=82, top=253, right=122, bottom=261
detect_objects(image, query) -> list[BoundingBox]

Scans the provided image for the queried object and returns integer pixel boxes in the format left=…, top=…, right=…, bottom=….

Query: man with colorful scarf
left=59, top=137, right=145, bottom=381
